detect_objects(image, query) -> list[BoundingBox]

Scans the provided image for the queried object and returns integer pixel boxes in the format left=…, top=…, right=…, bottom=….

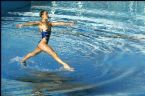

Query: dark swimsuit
left=39, top=30, right=51, bottom=44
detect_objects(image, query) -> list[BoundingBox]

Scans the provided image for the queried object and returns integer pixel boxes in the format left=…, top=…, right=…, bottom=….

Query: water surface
left=2, top=1, right=145, bottom=96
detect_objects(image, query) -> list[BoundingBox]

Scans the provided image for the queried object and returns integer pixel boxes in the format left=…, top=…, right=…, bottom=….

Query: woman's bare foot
left=63, top=64, right=74, bottom=71
left=20, top=60, right=27, bottom=67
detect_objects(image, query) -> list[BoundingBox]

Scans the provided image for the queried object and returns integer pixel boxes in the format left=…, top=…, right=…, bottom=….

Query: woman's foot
left=63, top=64, right=74, bottom=71
left=20, top=60, right=27, bottom=67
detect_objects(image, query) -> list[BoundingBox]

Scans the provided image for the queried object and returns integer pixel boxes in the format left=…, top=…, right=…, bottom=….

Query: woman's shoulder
left=48, top=22, right=52, bottom=26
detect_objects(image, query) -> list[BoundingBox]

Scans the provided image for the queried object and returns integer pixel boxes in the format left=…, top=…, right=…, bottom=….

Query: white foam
left=9, top=56, right=36, bottom=64
left=9, top=56, right=23, bottom=63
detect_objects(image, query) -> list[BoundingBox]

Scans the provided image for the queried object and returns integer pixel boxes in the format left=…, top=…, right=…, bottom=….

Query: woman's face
left=42, top=11, right=49, bottom=20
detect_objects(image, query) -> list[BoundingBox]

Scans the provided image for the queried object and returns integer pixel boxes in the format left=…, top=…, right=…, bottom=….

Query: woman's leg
left=21, top=47, right=42, bottom=63
left=38, top=42, right=74, bottom=71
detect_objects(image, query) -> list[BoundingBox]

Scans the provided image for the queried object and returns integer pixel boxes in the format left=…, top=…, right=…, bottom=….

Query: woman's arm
left=16, top=21, right=40, bottom=28
left=50, top=21, right=74, bottom=26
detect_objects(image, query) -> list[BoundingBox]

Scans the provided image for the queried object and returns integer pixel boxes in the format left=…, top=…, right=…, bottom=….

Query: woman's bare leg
left=20, top=47, right=42, bottom=63
left=38, top=42, right=74, bottom=71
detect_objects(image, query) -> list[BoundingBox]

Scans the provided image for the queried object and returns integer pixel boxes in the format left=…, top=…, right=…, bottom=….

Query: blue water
left=2, top=1, right=145, bottom=96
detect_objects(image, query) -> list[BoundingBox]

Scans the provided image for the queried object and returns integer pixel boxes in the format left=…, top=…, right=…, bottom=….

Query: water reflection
left=13, top=69, right=88, bottom=96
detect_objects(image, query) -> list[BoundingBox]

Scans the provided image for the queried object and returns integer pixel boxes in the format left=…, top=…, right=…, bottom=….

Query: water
left=2, top=1, right=145, bottom=96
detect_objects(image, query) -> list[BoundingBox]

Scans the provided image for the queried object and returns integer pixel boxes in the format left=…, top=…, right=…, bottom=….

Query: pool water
left=2, top=1, right=145, bottom=96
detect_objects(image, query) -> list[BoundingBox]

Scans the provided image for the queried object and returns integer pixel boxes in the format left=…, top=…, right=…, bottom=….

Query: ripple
left=2, top=1, right=145, bottom=96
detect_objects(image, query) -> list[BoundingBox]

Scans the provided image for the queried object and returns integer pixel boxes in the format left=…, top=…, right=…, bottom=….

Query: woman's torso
left=38, top=21, right=52, bottom=43
left=38, top=21, right=51, bottom=32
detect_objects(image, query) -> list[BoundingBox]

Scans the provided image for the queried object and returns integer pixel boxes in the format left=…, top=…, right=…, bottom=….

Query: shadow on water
left=4, top=68, right=91, bottom=96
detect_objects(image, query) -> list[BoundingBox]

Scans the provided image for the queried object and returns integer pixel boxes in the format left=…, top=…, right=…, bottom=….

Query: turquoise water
left=2, top=1, right=145, bottom=96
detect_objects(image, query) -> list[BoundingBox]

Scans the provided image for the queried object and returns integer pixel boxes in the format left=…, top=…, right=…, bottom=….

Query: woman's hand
left=16, top=24, right=23, bottom=28
left=69, top=21, right=75, bottom=26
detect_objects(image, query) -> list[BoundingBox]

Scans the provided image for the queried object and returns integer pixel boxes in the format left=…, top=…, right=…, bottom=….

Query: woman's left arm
left=50, top=21, right=74, bottom=26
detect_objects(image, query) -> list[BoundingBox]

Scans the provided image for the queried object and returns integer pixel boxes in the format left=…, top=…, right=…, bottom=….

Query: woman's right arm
left=16, top=21, right=40, bottom=28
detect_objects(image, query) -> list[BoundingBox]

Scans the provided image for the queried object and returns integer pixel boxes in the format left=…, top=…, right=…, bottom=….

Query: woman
left=16, top=10, right=74, bottom=71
